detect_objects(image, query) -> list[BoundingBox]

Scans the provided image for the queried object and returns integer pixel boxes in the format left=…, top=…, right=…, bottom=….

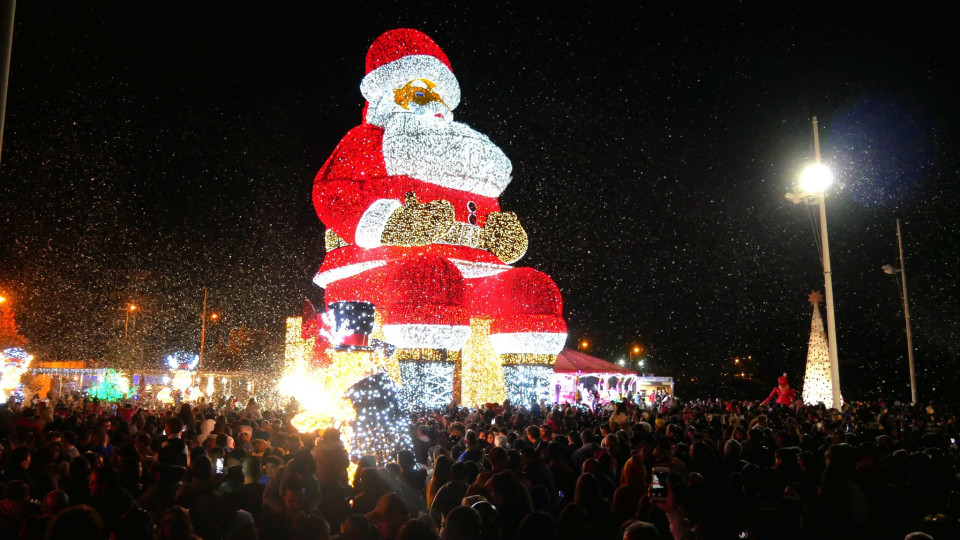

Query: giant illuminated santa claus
left=312, top=29, right=567, bottom=407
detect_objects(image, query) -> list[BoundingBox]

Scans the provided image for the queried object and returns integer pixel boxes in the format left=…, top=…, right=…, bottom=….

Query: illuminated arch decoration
left=310, top=29, right=567, bottom=408
left=162, top=351, right=201, bottom=401
left=166, top=351, right=199, bottom=371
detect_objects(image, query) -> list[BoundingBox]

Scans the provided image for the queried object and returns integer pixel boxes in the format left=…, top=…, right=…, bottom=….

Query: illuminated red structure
left=309, top=29, right=567, bottom=406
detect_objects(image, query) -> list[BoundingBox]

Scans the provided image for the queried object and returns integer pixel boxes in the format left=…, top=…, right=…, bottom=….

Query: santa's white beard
left=382, top=113, right=513, bottom=198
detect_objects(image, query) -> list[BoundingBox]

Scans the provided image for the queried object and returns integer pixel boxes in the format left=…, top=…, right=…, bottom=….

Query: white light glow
left=355, top=199, right=404, bottom=248
left=171, top=371, right=193, bottom=392
left=503, top=364, right=553, bottom=406
left=799, top=163, right=833, bottom=194
left=803, top=301, right=840, bottom=408
left=165, top=352, right=199, bottom=371
left=383, top=324, right=470, bottom=350
left=448, top=259, right=512, bottom=279
left=489, top=332, right=567, bottom=355
left=399, top=361, right=454, bottom=409
left=361, top=54, right=461, bottom=124
left=382, top=114, right=513, bottom=198
left=314, top=261, right=389, bottom=289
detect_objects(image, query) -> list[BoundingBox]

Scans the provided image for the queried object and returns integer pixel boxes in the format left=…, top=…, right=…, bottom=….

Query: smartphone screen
left=650, top=467, right=669, bottom=500
left=216, top=458, right=224, bottom=474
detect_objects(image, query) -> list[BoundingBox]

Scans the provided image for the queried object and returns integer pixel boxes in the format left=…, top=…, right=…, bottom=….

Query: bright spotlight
left=799, top=163, right=833, bottom=194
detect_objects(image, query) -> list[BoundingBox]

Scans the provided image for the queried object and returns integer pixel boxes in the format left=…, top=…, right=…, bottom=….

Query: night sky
left=1, top=3, right=958, bottom=401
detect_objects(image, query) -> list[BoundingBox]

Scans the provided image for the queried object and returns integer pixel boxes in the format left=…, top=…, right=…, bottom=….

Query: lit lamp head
left=799, top=163, right=834, bottom=194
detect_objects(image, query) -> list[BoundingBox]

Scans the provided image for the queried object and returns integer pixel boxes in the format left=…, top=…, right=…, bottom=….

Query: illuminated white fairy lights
left=802, top=292, right=841, bottom=407
left=503, top=364, right=553, bottom=406
left=346, top=372, right=413, bottom=466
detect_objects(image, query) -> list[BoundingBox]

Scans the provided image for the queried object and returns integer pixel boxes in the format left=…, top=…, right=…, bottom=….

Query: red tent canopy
left=553, top=348, right=635, bottom=375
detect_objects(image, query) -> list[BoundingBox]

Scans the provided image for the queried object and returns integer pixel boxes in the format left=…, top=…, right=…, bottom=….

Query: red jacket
left=764, top=385, right=795, bottom=406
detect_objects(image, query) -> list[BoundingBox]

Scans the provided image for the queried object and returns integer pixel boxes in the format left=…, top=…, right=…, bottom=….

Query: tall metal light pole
left=0, top=0, right=16, bottom=167
left=198, top=288, right=208, bottom=372
left=124, top=304, right=137, bottom=339
left=883, top=218, right=916, bottom=403
left=786, top=117, right=843, bottom=409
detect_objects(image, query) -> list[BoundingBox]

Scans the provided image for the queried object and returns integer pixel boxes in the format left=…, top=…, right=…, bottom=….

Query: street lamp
left=124, top=304, right=137, bottom=339
left=199, top=288, right=210, bottom=371
left=785, top=116, right=843, bottom=409
left=883, top=218, right=916, bottom=403
left=198, top=285, right=222, bottom=373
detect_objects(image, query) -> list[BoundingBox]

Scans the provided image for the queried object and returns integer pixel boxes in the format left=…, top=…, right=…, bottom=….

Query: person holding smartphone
left=651, top=472, right=701, bottom=540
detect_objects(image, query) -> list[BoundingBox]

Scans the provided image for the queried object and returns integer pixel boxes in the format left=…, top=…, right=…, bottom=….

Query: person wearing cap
left=366, top=492, right=410, bottom=540
left=761, top=374, right=797, bottom=407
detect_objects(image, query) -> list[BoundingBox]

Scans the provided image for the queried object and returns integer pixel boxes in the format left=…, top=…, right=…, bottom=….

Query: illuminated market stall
left=550, top=348, right=639, bottom=404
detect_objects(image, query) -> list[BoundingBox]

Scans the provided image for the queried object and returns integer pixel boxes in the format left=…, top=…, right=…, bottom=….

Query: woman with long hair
left=426, top=454, right=453, bottom=509
left=157, top=506, right=198, bottom=540
left=575, top=473, right=615, bottom=539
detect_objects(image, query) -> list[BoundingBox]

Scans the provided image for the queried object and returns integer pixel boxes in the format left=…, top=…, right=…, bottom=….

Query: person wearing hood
left=761, top=374, right=797, bottom=407
left=196, top=418, right=216, bottom=446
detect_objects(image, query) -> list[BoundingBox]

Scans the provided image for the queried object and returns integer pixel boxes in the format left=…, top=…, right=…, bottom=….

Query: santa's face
left=367, top=78, right=454, bottom=126
left=392, top=79, right=452, bottom=122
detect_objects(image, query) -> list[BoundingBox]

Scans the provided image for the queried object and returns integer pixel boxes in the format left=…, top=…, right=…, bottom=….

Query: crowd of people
left=1, top=389, right=959, bottom=539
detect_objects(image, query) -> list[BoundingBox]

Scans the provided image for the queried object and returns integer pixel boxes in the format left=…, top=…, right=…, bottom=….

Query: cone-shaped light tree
left=802, top=291, right=842, bottom=407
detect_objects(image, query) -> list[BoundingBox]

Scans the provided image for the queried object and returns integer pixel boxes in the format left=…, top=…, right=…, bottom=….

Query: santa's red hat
left=778, top=374, right=789, bottom=386
left=360, top=29, right=461, bottom=111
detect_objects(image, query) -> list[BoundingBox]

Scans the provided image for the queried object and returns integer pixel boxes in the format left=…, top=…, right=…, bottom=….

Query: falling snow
left=1, top=3, right=959, bottom=400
